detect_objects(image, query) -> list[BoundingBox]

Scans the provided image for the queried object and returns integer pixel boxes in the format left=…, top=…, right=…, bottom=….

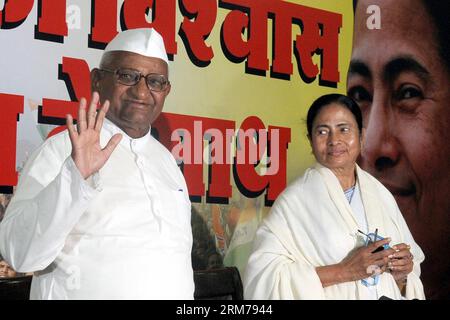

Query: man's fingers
left=95, top=100, right=110, bottom=132
left=77, top=97, right=87, bottom=133
left=102, top=133, right=122, bottom=159
left=87, top=92, right=100, bottom=129
left=66, top=114, right=78, bottom=141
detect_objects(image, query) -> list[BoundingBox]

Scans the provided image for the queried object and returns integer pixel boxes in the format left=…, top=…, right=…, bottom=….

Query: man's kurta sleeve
left=0, top=135, right=100, bottom=272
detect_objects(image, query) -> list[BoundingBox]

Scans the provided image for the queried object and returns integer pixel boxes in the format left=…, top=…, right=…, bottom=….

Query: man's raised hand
left=66, top=92, right=122, bottom=179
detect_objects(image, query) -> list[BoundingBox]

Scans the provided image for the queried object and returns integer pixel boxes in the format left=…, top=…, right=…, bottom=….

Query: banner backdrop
left=3, top=0, right=450, bottom=300
left=0, top=0, right=354, bottom=275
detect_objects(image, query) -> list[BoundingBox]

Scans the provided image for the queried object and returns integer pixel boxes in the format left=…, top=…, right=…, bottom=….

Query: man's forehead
left=101, top=51, right=168, bottom=71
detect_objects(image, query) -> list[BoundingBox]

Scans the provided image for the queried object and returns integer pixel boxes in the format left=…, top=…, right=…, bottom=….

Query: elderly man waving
left=0, top=29, right=194, bottom=300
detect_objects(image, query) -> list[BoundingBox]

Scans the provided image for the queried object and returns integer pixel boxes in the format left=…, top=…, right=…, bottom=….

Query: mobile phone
left=365, top=233, right=390, bottom=253
left=372, top=245, right=385, bottom=253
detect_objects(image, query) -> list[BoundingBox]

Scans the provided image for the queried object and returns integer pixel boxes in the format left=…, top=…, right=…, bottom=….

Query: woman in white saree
left=244, top=94, right=425, bottom=300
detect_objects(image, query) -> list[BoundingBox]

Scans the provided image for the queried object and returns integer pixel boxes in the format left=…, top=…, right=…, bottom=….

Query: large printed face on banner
left=91, top=51, right=170, bottom=138
left=349, top=0, right=450, bottom=298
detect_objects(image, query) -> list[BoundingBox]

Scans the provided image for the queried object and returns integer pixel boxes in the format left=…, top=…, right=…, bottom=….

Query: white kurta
left=0, top=119, right=194, bottom=299
left=244, top=163, right=425, bottom=300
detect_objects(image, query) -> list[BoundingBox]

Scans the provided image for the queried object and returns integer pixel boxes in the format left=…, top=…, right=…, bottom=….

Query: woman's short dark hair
left=306, top=93, right=363, bottom=137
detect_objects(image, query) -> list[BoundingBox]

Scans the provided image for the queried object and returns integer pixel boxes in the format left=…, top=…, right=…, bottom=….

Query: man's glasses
left=100, top=68, right=170, bottom=92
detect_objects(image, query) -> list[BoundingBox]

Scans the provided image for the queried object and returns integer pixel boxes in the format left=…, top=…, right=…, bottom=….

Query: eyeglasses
left=358, top=229, right=386, bottom=250
left=358, top=229, right=391, bottom=287
left=100, top=68, right=170, bottom=92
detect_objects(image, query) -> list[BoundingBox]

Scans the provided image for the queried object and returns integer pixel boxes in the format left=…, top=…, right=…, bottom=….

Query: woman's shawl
left=243, top=163, right=425, bottom=299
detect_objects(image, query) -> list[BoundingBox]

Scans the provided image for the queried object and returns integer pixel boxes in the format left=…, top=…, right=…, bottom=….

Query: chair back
left=194, top=267, right=244, bottom=300
left=0, top=275, right=32, bottom=300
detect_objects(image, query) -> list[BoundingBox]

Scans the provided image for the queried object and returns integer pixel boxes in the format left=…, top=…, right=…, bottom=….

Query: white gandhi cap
left=104, top=28, right=169, bottom=64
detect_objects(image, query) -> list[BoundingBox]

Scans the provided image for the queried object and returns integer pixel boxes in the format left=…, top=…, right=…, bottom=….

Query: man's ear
left=164, top=83, right=171, bottom=97
left=90, top=68, right=102, bottom=92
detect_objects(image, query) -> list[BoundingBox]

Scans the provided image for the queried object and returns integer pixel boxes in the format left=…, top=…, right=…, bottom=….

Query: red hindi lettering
left=265, top=125, right=290, bottom=204
left=234, top=116, right=268, bottom=197
left=153, top=113, right=206, bottom=200
left=221, top=0, right=270, bottom=73
left=221, top=9, right=249, bottom=61
left=220, top=0, right=341, bottom=82
left=153, top=113, right=235, bottom=202
left=35, top=0, right=68, bottom=42
left=0, top=0, right=33, bottom=29
left=0, top=93, right=24, bottom=189
left=292, top=4, right=341, bottom=84
left=234, top=117, right=291, bottom=206
left=203, top=117, right=234, bottom=202
left=89, top=0, right=119, bottom=49
left=271, top=2, right=294, bottom=76
left=179, top=0, right=217, bottom=66
left=41, top=57, right=91, bottom=123
left=121, top=0, right=177, bottom=56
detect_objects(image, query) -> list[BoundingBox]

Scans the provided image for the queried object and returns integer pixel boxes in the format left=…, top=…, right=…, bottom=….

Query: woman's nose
left=327, top=131, right=338, bottom=145
left=361, top=98, right=400, bottom=171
